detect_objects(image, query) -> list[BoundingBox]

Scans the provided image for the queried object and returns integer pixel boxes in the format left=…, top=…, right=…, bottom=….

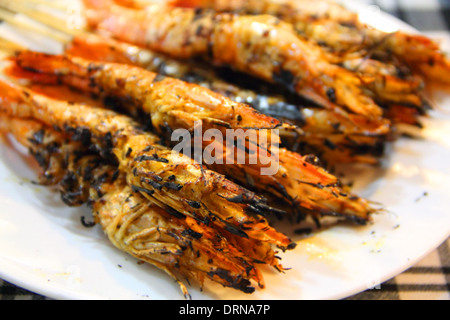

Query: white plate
left=0, top=0, right=449, bottom=300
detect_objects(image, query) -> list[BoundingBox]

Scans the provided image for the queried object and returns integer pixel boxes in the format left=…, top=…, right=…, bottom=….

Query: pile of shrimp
left=0, top=0, right=448, bottom=298
left=75, top=0, right=447, bottom=165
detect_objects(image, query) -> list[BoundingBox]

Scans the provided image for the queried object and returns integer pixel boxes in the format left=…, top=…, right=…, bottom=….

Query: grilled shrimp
left=167, top=0, right=370, bottom=52
left=0, top=116, right=277, bottom=297
left=170, top=0, right=450, bottom=85
left=9, top=50, right=377, bottom=224
left=63, top=34, right=391, bottom=164
left=82, top=0, right=384, bottom=118
left=0, top=77, right=296, bottom=254
left=168, top=0, right=357, bottom=23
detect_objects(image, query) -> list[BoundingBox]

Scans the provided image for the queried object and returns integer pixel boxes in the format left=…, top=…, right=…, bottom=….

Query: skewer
left=0, top=7, right=72, bottom=44
left=0, top=38, right=25, bottom=54
left=0, top=0, right=85, bottom=37
left=14, top=0, right=71, bottom=11
left=0, top=8, right=71, bottom=43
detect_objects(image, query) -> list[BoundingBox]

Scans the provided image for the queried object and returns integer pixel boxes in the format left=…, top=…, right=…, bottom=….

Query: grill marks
left=135, top=154, right=170, bottom=163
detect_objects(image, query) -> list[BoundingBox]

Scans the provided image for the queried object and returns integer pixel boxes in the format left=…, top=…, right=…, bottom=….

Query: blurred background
left=358, top=0, right=450, bottom=32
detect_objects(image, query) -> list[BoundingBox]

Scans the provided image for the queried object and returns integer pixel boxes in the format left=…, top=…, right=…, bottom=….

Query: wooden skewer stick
left=14, top=0, right=70, bottom=11
left=0, top=8, right=72, bottom=44
left=0, top=0, right=86, bottom=37
left=0, top=37, right=26, bottom=55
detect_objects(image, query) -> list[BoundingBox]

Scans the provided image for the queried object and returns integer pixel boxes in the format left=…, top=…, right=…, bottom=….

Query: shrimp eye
left=326, top=88, right=337, bottom=103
